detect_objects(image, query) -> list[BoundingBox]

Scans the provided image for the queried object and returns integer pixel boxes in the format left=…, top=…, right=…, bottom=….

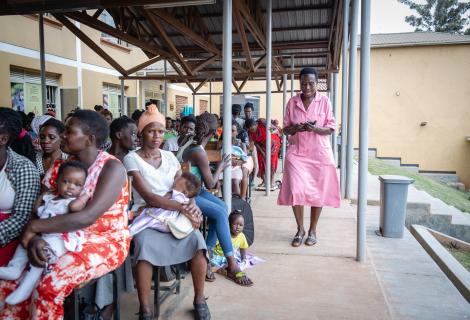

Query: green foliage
left=447, top=247, right=470, bottom=271
left=398, top=0, right=470, bottom=34
left=368, top=158, right=470, bottom=214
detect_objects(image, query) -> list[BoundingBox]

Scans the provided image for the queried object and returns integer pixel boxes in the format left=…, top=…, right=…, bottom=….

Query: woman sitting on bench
left=0, top=110, right=130, bottom=319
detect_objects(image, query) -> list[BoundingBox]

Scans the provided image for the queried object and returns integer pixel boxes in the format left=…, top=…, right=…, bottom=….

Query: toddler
left=129, top=172, right=201, bottom=238
left=0, top=161, right=88, bottom=305
left=211, top=211, right=264, bottom=271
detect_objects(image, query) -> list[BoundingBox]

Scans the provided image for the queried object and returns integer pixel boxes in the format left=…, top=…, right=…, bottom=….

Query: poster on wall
left=108, top=93, right=119, bottom=118
left=11, top=83, right=24, bottom=112
left=25, top=83, right=42, bottom=115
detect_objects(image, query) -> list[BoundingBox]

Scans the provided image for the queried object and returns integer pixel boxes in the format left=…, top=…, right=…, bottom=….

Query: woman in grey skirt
left=123, top=105, right=210, bottom=320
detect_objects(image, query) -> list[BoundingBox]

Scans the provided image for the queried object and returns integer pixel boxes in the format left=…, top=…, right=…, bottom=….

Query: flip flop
left=305, top=234, right=317, bottom=246
left=291, top=233, right=305, bottom=247
left=205, top=264, right=216, bottom=282
left=225, top=271, right=253, bottom=287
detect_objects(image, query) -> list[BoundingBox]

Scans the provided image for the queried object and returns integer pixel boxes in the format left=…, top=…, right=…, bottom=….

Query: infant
left=129, top=172, right=201, bottom=238
left=0, top=161, right=88, bottom=306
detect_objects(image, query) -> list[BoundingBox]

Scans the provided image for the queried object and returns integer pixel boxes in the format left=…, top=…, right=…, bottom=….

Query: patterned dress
left=0, top=151, right=130, bottom=320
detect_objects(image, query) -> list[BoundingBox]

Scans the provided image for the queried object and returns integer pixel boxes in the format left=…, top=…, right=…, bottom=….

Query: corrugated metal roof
left=365, top=32, right=470, bottom=48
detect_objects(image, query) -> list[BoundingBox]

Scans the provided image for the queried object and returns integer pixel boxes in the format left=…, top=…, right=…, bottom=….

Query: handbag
left=166, top=213, right=194, bottom=239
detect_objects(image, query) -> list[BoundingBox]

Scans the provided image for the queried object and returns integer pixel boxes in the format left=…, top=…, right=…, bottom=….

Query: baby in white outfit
left=0, top=161, right=88, bottom=306
left=129, top=172, right=201, bottom=237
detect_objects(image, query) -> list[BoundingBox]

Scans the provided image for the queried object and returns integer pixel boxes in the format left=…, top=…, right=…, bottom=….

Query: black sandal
left=291, top=232, right=305, bottom=247
left=305, top=234, right=317, bottom=246
left=194, top=302, right=211, bottom=320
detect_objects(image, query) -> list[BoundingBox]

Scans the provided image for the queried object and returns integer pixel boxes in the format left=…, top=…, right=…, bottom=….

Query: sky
left=370, top=0, right=416, bottom=34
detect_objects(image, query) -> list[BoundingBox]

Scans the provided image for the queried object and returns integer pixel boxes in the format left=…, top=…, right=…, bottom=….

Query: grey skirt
left=133, top=228, right=207, bottom=266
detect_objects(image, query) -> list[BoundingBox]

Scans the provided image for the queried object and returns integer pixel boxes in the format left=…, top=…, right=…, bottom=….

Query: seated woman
left=35, top=118, right=68, bottom=178
left=0, top=108, right=40, bottom=267
left=123, top=105, right=210, bottom=320
left=182, top=112, right=253, bottom=286
left=245, top=118, right=281, bottom=191
left=0, top=109, right=130, bottom=319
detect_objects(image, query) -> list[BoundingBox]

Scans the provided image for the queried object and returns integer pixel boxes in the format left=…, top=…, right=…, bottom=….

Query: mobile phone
left=307, top=120, right=317, bottom=126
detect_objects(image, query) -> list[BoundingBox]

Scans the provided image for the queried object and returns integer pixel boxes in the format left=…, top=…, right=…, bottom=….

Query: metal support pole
left=192, top=93, right=196, bottom=115
left=120, top=78, right=125, bottom=116
left=340, top=0, right=350, bottom=198
left=281, top=73, right=287, bottom=171
left=357, top=0, right=371, bottom=263
left=345, top=0, right=359, bottom=199
left=265, top=0, right=272, bottom=196
left=39, top=13, right=47, bottom=115
left=164, top=60, right=168, bottom=116
left=209, top=81, right=212, bottom=113
left=74, top=21, right=83, bottom=109
left=222, top=0, right=233, bottom=211
left=290, top=56, right=294, bottom=98
left=331, top=73, right=338, bottom=164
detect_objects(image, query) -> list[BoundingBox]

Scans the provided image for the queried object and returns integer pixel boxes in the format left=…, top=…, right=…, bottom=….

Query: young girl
left=129, top=172, right=201, bottom=238
left=0, top=161, right=88, bottom=306
left=211, top=211, right=263, bottom=281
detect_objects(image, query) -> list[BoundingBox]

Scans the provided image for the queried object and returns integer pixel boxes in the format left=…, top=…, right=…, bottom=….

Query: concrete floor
left=119, top=178, right=470, bottom=319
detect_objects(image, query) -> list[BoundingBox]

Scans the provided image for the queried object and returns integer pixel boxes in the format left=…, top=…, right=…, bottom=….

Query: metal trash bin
left=377, top=175, right=414, bottom=238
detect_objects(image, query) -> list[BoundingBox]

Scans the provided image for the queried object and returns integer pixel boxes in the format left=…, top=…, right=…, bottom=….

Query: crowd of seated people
left=0, top=102, right=274, bottom=320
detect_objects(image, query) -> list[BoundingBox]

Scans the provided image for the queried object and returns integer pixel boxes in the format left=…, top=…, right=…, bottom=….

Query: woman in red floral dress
left=0, top=110, right=130, bottom=319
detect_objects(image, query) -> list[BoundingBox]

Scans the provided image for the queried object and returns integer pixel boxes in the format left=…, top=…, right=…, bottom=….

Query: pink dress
left=277, top=93, right=340, bottom=208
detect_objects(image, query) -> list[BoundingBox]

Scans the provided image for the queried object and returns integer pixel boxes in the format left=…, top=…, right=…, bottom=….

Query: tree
left=398, top=0, right=470, bottom=34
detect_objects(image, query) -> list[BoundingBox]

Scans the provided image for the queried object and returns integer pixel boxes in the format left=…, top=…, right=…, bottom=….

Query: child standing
left=129, top=172, right=201, bottom=238
left=0, top=161, right=88, bottom=305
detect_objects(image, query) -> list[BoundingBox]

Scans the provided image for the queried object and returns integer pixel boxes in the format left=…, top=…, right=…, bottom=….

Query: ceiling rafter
left=141, top=8, right=194, bottom=76
left=233, top=2, right=254, bottom=71
left=168, top=60, right=195, bottom=92
left=192, top=54, right=218, bottom=74
left=125, top=55, right=162, bottom=75
left=53, top=13, right=127, bottom=75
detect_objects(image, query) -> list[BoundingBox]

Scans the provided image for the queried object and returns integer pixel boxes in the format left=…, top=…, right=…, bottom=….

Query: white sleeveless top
left=0, top=157, right=16, bottom=213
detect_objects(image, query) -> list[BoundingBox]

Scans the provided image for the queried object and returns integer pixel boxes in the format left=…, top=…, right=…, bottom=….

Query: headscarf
left=31, top=115, right=52, bottom=135
left=137, top=104, right=165, bottom=133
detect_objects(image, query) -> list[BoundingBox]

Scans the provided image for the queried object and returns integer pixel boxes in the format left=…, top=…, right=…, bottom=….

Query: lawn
left=367, top=158, right=470, bottom=214
left=447, top=247, right=470, bottom=272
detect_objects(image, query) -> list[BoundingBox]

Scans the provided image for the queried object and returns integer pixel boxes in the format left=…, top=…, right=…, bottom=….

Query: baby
left=129, top=172, right=201, bottom=238
left=0, top=161, right=88, bottom=306
left=211, top=211, right=263, bottom=272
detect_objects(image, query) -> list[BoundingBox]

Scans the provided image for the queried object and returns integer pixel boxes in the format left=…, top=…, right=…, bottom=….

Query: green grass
left=447, top=248, right=470, bottom=272
left=367, top=158, right=470, bottom=214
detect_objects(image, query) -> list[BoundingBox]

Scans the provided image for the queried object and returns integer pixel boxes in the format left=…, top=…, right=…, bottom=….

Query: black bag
left=231, top=194, right=254, bottom=246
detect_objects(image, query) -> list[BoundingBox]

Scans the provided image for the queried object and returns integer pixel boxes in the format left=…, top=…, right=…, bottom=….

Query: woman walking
left=278, top=68, right=340, bottom=247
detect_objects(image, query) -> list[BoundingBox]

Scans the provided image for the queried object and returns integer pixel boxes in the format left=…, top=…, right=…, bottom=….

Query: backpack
left=231, top=194, right=254, bottom=246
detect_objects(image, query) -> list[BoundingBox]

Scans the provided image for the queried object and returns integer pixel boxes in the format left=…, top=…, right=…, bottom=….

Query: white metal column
left=331, top=73, right=338, bottom=164
left=345, top=0, right=360, bottom=199
left=357, top=0, right=371, bottom=262
left=265, top=0, right=272, bottom=196
left=222, top=0, right=233, bottom=210
left=120, top=78, right=125, bottom=116
left=340, top=0, right=350, bottom=198
left=39, top=13, right=47, bottom=114
left=281, top=73, right=287, bottom=170
left=74, top=21, right=83, bottom=109
left=164, top=60, right=168, bottom=116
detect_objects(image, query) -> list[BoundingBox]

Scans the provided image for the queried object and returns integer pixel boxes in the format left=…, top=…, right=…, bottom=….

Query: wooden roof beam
left=233, top=3, right=254, bottom=71
left=168, top=60, right=195, bottom=92
left=194, top=78, right=209, bottom=92
left=125, top=55, right=162, bottom=75
left=142, top=9, right=194, bottom=76
left=192, top=54, right=218, bottom=74
left=64, top=11, right=173, bottom=59
left=53, top=13, right=127, bottom=75
left=151, top=9, right=220, bottom=55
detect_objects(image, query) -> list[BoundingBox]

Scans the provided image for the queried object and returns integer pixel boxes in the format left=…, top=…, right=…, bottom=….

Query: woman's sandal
left=205, top=267, right=216, bottom=282
left=194, top=301, right=211, bottom=320
left=137, top=312, right=153, bottom=320
left=305, top=234, right=317, bottom=246
left=226, top=270, right=254, bottom=287
left=291, top=232, right=305, bottom=247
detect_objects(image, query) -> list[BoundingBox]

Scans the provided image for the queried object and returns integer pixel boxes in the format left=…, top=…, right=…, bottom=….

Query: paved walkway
left=119, top=172, right=470, bottom=319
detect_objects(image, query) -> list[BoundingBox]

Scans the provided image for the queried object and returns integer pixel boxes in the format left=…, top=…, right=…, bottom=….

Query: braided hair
left=194, top=112, right=218, bottom=145
left=0, top=107, right=22, bottom=145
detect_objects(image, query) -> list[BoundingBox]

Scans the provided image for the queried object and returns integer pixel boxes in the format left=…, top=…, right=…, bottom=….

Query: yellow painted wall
left=0, top=51, right=76, bottom=107
left=0, top=15, right=76, bottom=59
left=336, top=44, right=470, bottom=186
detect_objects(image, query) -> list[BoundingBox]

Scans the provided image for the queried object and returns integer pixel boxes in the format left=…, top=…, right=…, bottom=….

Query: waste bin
left=378, top=175, right=414, bottom=238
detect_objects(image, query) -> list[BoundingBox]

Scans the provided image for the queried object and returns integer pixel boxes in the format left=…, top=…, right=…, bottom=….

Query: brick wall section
left=175, top=95, right=188, bottom=119
left=199, top=99, right=208, bottom=114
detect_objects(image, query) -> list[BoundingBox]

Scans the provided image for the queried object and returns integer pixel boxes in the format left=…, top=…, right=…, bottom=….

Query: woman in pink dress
left=277, top=68, right=340, bottom=247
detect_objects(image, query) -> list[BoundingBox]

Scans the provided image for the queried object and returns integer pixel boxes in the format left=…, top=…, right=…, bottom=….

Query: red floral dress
left=0, top=151, right=130, bottom=320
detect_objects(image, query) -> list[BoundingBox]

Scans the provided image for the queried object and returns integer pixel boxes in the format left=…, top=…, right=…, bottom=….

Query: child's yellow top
left=213, top=233, right=249, bottom=256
